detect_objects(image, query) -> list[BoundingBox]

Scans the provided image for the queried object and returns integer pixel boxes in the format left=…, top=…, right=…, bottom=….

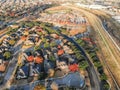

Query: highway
left=64, top=5, right=120, bottom=89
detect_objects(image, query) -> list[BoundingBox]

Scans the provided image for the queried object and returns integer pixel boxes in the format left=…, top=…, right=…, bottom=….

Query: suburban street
left=0, top=40, right=23, bottom=89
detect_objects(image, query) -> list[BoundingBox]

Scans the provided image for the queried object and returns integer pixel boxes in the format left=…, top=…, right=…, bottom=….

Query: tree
left=37, top=32, right=42, bottom=36
left=100, top=73, right=107, bottom=81
left=34, top=22, right=40, bottom=26
left=34, top=84, right=46, bottom=90
left=76, top=39, right=83, bottom=44
left=94, top=61, right=102, bottom=68
left=50, top=42, right=57, bottom=47
left=49, top=55, right=56, bottom=61
left=89, top=52, right=96, bottom=58
left=9, top=39, right=16, bottom=46
left=103, top=82, right=109, bottom=90
left=34, top=45, right=40, bottom=51
left=44, top=42, right=50, bottom=49
left=4, top=51, right=11, bottom=60
left=79, top=61, right=89, bottom=70
left=42, top=38, right=46, bottom=43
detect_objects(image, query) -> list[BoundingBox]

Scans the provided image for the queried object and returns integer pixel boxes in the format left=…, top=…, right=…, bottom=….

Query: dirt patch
left=69, top=27, right=86, bottom=36
left=45, top=6, right=68, bottom=11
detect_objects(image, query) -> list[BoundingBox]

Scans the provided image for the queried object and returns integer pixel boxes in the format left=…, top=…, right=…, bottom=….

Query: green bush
left=103, top=82, right=109, bottom=90
left=79, top=61, right=89, bottom=70
left=100, top=73, right=107, bottom=81
left=44, top=43, right=50, bottom=48
left=4, top=51, right=12, bottom=60
left=34, top=46, right=40, bottom=51
left=50, top=42, right=57, bottom=47
left=49, top=55, right=56, bottom=61
left=89, top=52, right=96, bottom=58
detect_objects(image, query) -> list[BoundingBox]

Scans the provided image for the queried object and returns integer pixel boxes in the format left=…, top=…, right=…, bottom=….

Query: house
left=54, top=69, right=65, bottom=78
left=0, top=46, right=5, bottom=53
left=44, top=60, right=55, bottom=73
left=0, top=58, right=3, bottom=64
left=24, top=40, right=34, bottom=45
left=16, top=65, right=29, bottom=79
left=56, top=60, right=69, bottom=74
left=31, top=64, right=42, bottom=76
left=51, top=47, right=58, bottom=53
left=46, top=50, right=51, bottom=55
left=63, top=72, right=85, bottom=88
left=51, top=34, right=59, bottom=39
left=57, top=45, right=61, bottom=49
left=0, top=49, right=2, bottom=53
left=51, top=72, right=85, bottom=89
left=43, top=54, right=48, bottom=60
left=55, top=40, right=62, bottom=45
left=57, top=49, right=64, bottom=56
left=2, top=43, right=8, bottom=47
left=54, top=53, right=59, bottom=60
left=25, top=52, right=32, bottom=56
left=27, top=56, right=34, bottom=62
left=34, top=56, right=43, bottom=64
left=69, top=63, right=79, bottom=72
left=75, top=33, right=82, bottom=39
left=63, top=45, right=74, bottom=54
left=34, top=50, right=43, bottom=56
left=21, top=36, right=27, bottom=41
left=61, top=54, right=75, bottom=63
left=10, top=34, right=17, bottom=38
left=0, top=63, right=7, bottom=72
left=6, top=37, right=11, bottom=41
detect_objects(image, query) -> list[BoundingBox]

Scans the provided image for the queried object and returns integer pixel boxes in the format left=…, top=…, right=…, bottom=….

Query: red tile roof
left=0, top=62, right=8, bottom=72
left=27, top=56, right=34, bottom=62
left=58, top=49, right=64, bottom=56
left=69, top=64, right=79, bottom=72
left=21, top=36, right=27, bottom=40
left=35, top=56, right=43, bottom=64
left=55, top=34, right=59, bottom=39
left=57, top=45, right=61, bottom=49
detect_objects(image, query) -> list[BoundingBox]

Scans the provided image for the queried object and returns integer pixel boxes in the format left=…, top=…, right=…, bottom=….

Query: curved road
left=61, top=34, right=100, bottom=90
left=64, top=5, right=120, bottom=89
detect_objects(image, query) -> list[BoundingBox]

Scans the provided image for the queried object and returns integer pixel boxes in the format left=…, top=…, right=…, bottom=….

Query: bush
left=101, top=80, right=110, bottom=90
left=4, top=51, right=12, bottom=60
left=97, top=66, right=104, bottom=74
left=103, top=82, right=109, bottom=90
